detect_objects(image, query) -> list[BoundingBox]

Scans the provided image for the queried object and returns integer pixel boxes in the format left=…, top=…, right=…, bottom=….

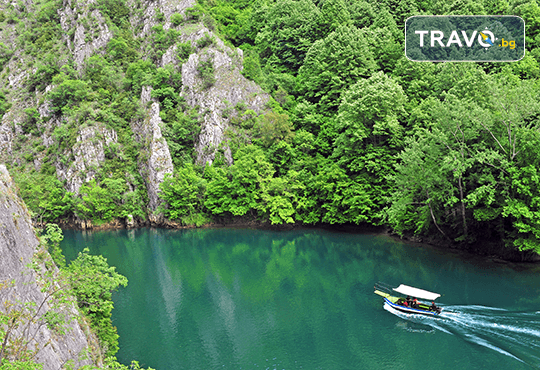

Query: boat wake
left=384, top=303, right=540, bottom=367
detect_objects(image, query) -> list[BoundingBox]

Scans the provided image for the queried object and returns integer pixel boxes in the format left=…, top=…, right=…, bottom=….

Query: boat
left=374, top=282, right=442, bottom=316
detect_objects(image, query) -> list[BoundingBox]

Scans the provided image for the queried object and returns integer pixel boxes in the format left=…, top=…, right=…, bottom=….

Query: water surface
left=61, top=228, right=540, bottom=369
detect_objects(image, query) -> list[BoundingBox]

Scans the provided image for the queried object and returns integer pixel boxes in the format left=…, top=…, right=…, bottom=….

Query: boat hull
left=384, top=297, right=441, bottom=316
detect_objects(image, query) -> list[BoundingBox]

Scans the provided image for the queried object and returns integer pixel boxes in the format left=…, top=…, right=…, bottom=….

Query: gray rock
left=180, top=29, right=270, bottom=165
left=58, top=0, right=112, bottom=69
left=126, top=214, right=135, bottom=228
left=131, top=87, right=173, bottom=219
left=131, top=0, right=196, bottom=38
left=0, top=165, right=98, bottom=369
left=55, top=123, right=118, bottom=194
left=0, top=123, right=13, bottom=159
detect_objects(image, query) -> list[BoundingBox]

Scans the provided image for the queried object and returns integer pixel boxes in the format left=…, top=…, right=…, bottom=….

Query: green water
left=61, top=228, right=540, bottom=370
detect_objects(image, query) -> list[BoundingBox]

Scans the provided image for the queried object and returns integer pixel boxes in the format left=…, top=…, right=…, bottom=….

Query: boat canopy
left=393, top=284, right=440, bottom=301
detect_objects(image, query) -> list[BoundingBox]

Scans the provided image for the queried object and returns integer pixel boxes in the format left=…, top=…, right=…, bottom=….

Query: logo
left=405, top=16, right=525, bottom=62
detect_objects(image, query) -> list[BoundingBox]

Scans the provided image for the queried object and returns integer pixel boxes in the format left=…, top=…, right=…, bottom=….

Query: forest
left=2, top=0, right=540, bottom=256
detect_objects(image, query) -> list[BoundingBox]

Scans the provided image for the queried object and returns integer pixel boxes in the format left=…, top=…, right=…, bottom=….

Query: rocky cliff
left=0, top=165, right=99, bottom=368
left=0, top=0, right=270, bottom=226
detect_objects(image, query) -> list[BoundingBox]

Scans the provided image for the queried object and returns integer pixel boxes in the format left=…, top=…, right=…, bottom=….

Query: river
left=61, top=228, right=540, bottom=370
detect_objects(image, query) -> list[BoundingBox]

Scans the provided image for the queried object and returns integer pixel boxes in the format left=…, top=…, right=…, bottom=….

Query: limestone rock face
left=179, top=29, right=270, bottom=166
left=130, top=0, right=196, bottom=38
left=58, top=0, right=112, bottom=69
left=0, top=0, right=272, bottom=224
left=0, top=165, right=98, bottom=369
left=55, top=123, right=119, bottom=194
left=131, top=86, right=173, bottom=219
left=0, top=122, right=13, bottom=159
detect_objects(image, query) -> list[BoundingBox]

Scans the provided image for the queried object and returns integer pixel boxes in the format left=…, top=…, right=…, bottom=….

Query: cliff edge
left=0, top=164, right=98, bottom=369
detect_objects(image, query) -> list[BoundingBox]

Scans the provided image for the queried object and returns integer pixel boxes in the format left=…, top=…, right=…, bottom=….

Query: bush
left=107, top=37, right=138, bottom=65
left=98, top=0, right=130, bottom=27
left=171, top=13, right=183, bottom=26
left=177, top=41, right=193, bottom=63
left=197, top=58, right=215, bottom=89
left=48, top=79, right=90, bottom=114
left=241, top=50, right=262, bottom=83
left=125, top=59, right=156, bottom=94
left=0, top=42, right=13, bottom=71
left=196, top=33, right=214, bottom=49
left=151, top=25, right=180, bottom=60
left=27, top=53, right=60, bottom=92
left=22, top=107, right=40, bottom=135
left=0, top=89, right=11, bottom=116
left=184, top=5, right=203, bottom=21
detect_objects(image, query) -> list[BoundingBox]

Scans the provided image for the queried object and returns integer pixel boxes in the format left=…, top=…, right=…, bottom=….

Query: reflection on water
left=61, top=228, right=540, bottom=370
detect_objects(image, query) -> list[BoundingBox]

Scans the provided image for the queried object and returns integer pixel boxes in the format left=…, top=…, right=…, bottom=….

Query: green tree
left=40, top=223, right=65, bottom=268
left=254, top=112, right=294, bottom=147
left=386, top=77, right=540, bottom=253
left=76, top=178, right=126, bottom=223
left=205, top=145, right=274, bottom=218
left=48, top=80, right=90, bottom=114
left=14, top=173, right=73, bottom=224
left=297, top=24, right=377, bottom=114
left=159, top=165, right=208, bottom=226
left=327, top=72, right=406, bottom=224
left=254, top=0, right=321, bottom=73
left=335, top=71, right=407, bottom=167
left=261, top=176, right=296, bottom=224
left=66, top=249, right=128, bottom=357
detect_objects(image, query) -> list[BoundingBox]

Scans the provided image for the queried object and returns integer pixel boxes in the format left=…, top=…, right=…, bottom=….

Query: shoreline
left=49, top=216, right=540, bottom=265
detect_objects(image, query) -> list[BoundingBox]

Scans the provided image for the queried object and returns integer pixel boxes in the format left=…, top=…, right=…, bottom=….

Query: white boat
left=374, top=282, right=442, bottom=316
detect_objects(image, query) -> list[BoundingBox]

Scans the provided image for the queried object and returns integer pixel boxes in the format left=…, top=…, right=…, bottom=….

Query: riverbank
left=45, top=214, right=540, bottom=264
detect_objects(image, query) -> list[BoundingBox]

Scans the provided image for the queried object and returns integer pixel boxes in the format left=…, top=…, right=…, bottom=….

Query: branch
left=478, top=120, right=507, bottom=154
left=426, top=189, right=450, bottom=241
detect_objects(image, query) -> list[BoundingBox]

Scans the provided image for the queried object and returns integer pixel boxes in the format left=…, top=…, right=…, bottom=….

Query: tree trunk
left=426, top=189, right=450, bottom=240
left=458, top=176, right=468, bottom=237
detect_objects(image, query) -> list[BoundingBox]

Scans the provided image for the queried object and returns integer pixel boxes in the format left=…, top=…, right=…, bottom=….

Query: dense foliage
left=173, top=0, right=540, bottom=255
left=66, top=248, right=128, bottom=357
left=2, top=0, right=540, bottom=255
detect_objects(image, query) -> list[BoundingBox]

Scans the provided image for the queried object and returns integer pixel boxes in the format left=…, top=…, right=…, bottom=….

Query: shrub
left=98, top=0, right=130, bottom=27
left=241, top=50, right=262, bottom=83
left=177, top=41, right=193, bottom=62
left=28, top=54, right=60, bottom=91
left=235, top=101, right=247, bottom=113
left=184, top=5, right=203, bottom=21
left=0, top=89, right=11, bottom=116
left=171, top=13, right=183, bottom=26
left=196, top=33, right=214, bottom=49
left=48, top=79, right=90, bottom=114
left=197, top=58, right=215, bottom=89
left=22, top=107, right=40, bottom=135
left=0, top=42, right=13, bottom=71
